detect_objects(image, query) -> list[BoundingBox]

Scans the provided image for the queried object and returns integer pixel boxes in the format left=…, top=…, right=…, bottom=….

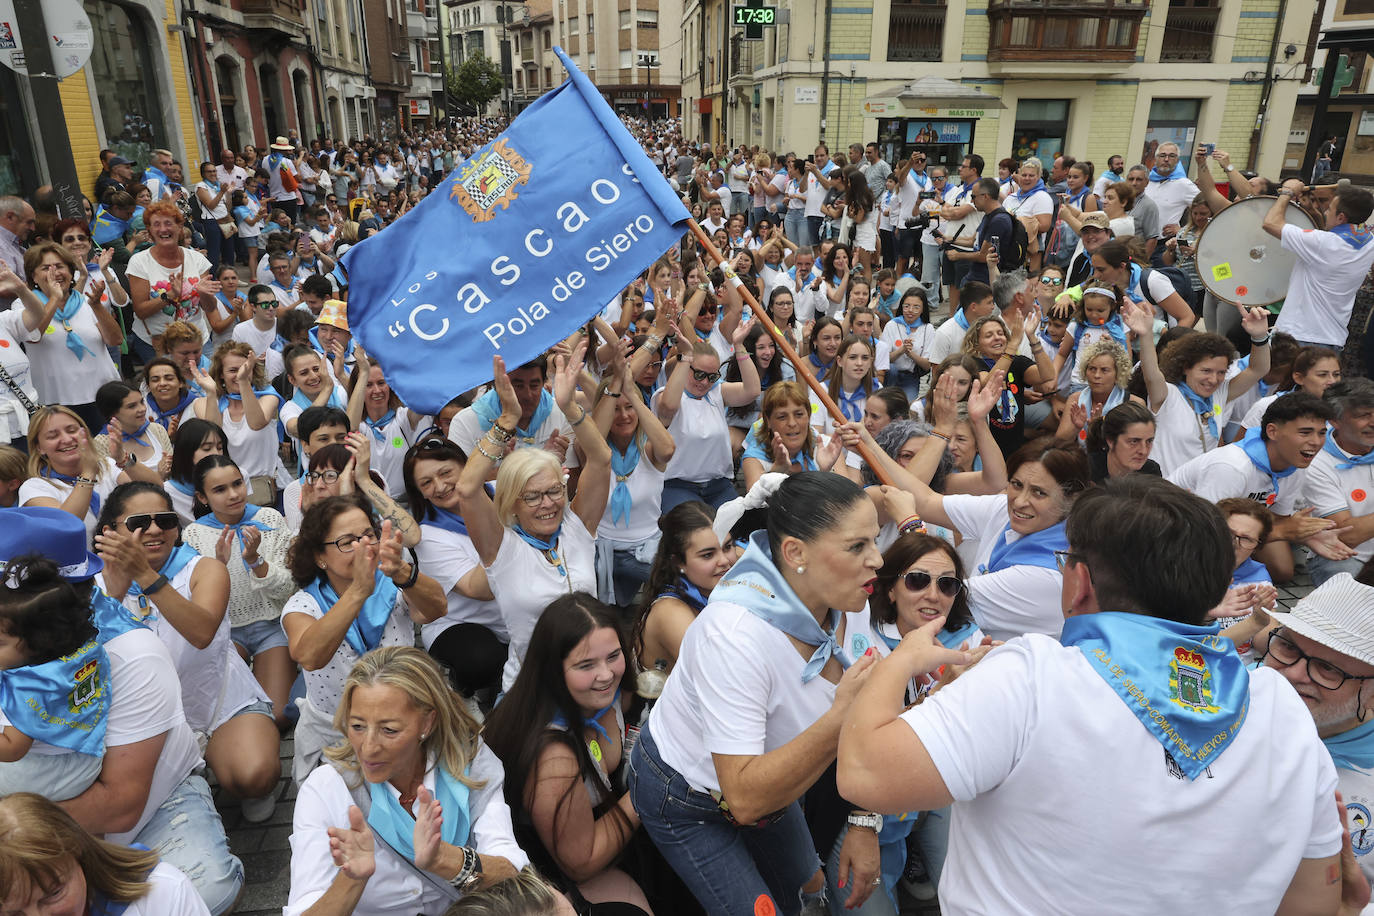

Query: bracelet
left=475, top=436, right=504, bottom=463
left=928, top=430, right=952, bottom=442
left=246, top=555, right=266, bottom=570
left=395, top=551, right=421, bottom=589
left=488, top=423, right=515, bottom=443
left=897, top=515, right=923, bottom=534
left=1277, top=188, right=1295, bottom=197
left=1251, top=334, right=1272, bottom=346
left=73, top=476, right=97, bottom=487
left=570, top=405, right=589, bottom=427
left=144, top=573, right=169, bottom=595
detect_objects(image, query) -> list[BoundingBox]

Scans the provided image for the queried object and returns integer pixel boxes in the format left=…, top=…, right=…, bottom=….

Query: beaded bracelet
left=475, top=436, right=504, bottom=463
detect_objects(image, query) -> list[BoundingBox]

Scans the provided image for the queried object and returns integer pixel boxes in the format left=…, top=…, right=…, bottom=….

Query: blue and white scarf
left=470, top=387, right=553, bottom=445
left=35, top=289, right=93, bottom=360
left=609, top=437, right=641, bottom=527
left=128, top=544, right=200, bottom=617
left=1175, top=381, right=1222, bottom=441
left=514, top=522, right=566, bottom=577
left=1237, top=427, right=1296, bottom=506
left=1322, top=429, right=1374, bottom=470
left=1325, top=718, right=1374, bottom=771
left=303, top=569, right=399, bottom=656
left=367, top=761, right=472, bottom=864
left=147, top=391, right=195, bottom=430
left=1148, top=162, right=1187, bottom=182
left=424, top=506, right=470, bottom=538
left=0, top=637, right=109, bottom=756
left=978, top=520, right=1068, bottom=575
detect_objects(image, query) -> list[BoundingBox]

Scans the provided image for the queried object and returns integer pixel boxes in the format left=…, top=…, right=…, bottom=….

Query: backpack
left=1138, top=265, right=1190, bottom=308
left=276, top=161, right=298, bottom=193
left=988, top=208, right=1029, bottom=271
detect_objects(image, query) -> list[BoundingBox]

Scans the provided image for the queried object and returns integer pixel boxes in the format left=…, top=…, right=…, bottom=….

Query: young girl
left=1236, top=347, right=1343, bottom=438
left=915, top=353, right=980, bottom=424
left=815, top=335, right=876, bottom=434
left=166, top=418, right=228, bottom=525
left=0, top=554, right=108, bottom=802
left=189, top=342, right=281, bottom=505
left=803, top=316, right=844, bottom=384
left=880, top=288, right=935, bottom=401
left=1054, top=285, right=1128, bottom=389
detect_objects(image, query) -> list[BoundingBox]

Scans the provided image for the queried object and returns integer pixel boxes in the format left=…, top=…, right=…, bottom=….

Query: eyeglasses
left=646, top=359, right=664, bottom=370
left=305, top=469, right=343, bottom=484
left=123, top=512, right=180, bottom=533
left=691, top=368, right=721, bottom=384
left=326, top=527, right=379, bottom=553
left=1231, top=531, right=1261, bottom=550
left=699, top=303, right=718, bottom=316
left=899, top=571, right=964, bottom=598
left=1053, top=549, right=1085, bottom=572
left=62, top=234, right=90, bottom=243
left=253, top=299, right=277, bottom=309
left=1266, top=630, right=1374, bottom=691
left=520, top=485, right=566, bottom=507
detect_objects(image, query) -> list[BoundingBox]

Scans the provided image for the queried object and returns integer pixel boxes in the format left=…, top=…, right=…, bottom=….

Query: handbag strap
left=0, top=361, right=39, bottom=416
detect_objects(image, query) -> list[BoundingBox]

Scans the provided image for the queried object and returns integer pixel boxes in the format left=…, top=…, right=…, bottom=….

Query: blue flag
left=340, top=49, right=690, bottom=414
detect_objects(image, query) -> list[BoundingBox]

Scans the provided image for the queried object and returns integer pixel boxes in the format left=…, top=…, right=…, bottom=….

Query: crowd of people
left=2, top=112, right=1374, bottom=916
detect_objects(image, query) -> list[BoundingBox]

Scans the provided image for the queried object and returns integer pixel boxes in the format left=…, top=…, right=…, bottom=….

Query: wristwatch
left=846, top=812, right=883, bottom=832
left=447, top=846, right=483, bottom=892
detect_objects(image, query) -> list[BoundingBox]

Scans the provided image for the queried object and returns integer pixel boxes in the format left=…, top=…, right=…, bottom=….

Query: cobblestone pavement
left=218, top=571, right=1319, bottom=915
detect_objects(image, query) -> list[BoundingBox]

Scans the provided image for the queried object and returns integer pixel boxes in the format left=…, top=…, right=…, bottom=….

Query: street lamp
left=498, top=4, right=515, bottom=117
left=638, top=51, right=659, bottom=116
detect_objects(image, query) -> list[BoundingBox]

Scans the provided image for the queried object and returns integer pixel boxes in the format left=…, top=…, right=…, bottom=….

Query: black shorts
left=895, top=229, right=918, bottom=259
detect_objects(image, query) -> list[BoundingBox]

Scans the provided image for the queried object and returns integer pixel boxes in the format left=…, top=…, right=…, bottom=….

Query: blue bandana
left=363, top=409, right=397, bottom=442
left=551, top=687, right=622, bottom=745
left=367, top=762, right=473, bottom=864
left=740, top=428, right=818, bottom=471
left=0, top=637, right=109, bottom=756
left=609, top=438, right=641, bottom=527
left=195, top=504, right=275, bottom=572
left=807, top=351, right=834, bottom=382
left=661, top=575, right=710, bottom=612
left=890, top=314, right=923, bottom=337
left=1077, top=385, right=1126, bottom=417
left=1065, top=186, right=1090, bottom=207
left=951, top=309, right=970, bottom=332
left=218, top=388, right=279, bottom=412
left=1330, top=223, right=1373, bottom=251
left=128, top=545, right=200, bottom=619
left=979, top=520, right=1069, bottom=575
left=36, top=289, right=94, bottom=361
left=1072, top=313, right=1128, bottom=351
left=514, top=522, right=566, bottom=577
left=290, top=384, right=346, bottom=413
left=424, top=507, right=470, bottom=538
left=1010, top=179, right=1048, bottom=200
left=1237, top=427, right=1296, bottom=506
left=1175, top=381, right=1222, bottom=441
left=1325, top=718, right=1374, bottom=771
left=120, top=420, right=153, bottom=448
left=710, top=532, right=850, bottom=684
left=1231, top=558, right=1271, bottom=586
left=836, top=384, right=867, bottom=423
left=147, top=391, right=195, bottom=430
left=1322, top=429, right=1374, bottom=470
left=303, top=570, right=398, bottom=656
left=1148, top=162, right=1188, bottom=182
left=43, top=468, right=100, bottom=519
left=89, top=587, right=147, bottom=642
left=1061, top=612, right=1249, bottom=780
left=470, top=387, right=554, bottom=445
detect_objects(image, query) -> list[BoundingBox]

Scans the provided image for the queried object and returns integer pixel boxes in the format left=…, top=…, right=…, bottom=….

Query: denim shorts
left=134, top=774, right=244, bottom=916
left=231, top=618, right=288, bottom=656
left=231, top=698, right=275, bottom=721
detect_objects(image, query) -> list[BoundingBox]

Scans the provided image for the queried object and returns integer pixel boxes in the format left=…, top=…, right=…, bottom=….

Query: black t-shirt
left=987, top=354, right=1034, bottom=457
left=970, top=209, right=1017, bottom=283
left=1088, top=450, right=1163, bottom=483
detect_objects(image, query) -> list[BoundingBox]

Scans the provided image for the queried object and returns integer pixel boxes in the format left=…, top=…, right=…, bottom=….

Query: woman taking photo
left=283, top=494, right=447, bottom=783
left=144, top=356, right=196, bottom=433
left=0, top=792, right=210, bottom=915
left=457, top=348, right=611, bottom=692
left=193, top=161, right=231, bottom=275
left=19, top=406, right=134, bottom=537
left=94, top=481, right=282, bottom=820
left=126, top=201, right=219, bottom=363
left=189, top=342, right=282, bottom=505
left=628, top=472, right=881, bottom=916
left=484, top=595, right=652, bottom=912
left=1083, top=401, right=1161, bottom=482
left=184, top=454, right=298, bottom=731
left=287, top=646, right=528, bottom=915
left=741, top=381, right=845, bottom=489
left=91, top=380, right=172, bottom=481
left=633, top=501, right=737, bottom=674
left=167, top=418, right=228, bottom=525
left=876, top=437, right=1091, bottom=641
left=21, top=242, right=122, bottom=430
left=593, top=360, right=676, bottom=608
left=403, top=435, right=509, bottom=703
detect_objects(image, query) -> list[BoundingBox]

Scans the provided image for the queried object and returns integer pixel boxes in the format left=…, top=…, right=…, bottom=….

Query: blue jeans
left=807, top=216, right=824, bottom=248
left=732, top=191, right=750, bottom=216
left=628, top=724, right=820, bottom=916
left=785, top=209, right=808, bottom=246
left=661, top=476, right=737, bottom=512
left=921, top=242, right=942, bottom=304
left=133, top=774, right=243, bottom=915
left=885, top=367, right=924, bottom=403
left=1308, top=553, right=1366, bottom=586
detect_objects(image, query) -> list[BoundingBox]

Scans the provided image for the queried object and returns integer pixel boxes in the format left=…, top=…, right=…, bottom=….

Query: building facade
left=682, top=0, right=1313, bottom=178
left=1282, top=0, right=1374, bottom=179
left=442, top=0, right=520, bottom=115
left=364, top=0, right=416, bottom=134
left=311, top=0, right=377, bottom=139
left=403, top=0, right=444, bottom=127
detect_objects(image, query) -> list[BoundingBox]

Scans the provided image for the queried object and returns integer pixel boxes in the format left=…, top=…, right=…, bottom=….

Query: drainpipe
left=817, top=0, right=832, bottom=145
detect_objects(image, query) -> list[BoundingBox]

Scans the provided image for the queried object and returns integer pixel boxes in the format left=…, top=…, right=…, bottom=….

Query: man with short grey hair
left=0, top=196, right=33, bottom=280
left=1307, top=378, right=1374, bottom=584
left=143, top=148, right=175, bottom=201
left=1125, top=165, right=1162, bottom=261
left=1142, top=142, right=1200, bottom=233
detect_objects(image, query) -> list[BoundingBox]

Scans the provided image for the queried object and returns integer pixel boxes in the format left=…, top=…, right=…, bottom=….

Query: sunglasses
left=699, top=303, right=718, bottom=316
left=1039, top=277, right=1064, bottom=287
left=62, top=234, right=90, bottom=243
left=900, top=571, right=964, bottom=598
left=124, top=512, right=180, bottom=533
left=253, top=299, right=277, bottom=308
left=691, top=368, right=721, bottom=384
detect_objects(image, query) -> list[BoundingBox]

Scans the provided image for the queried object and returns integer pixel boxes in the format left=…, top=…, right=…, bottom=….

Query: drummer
left=1263, top=179, right=1374, bottom=353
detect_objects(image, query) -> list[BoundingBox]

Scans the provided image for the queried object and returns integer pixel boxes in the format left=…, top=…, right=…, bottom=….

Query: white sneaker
left=241, top=791, right=277, bottom=824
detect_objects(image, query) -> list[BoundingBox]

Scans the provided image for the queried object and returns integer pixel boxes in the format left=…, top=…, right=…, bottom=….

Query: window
left=569, top=15, right=578, bottom=33
left=1159, top=0, right=1218, bottom=62
left=543, top=65, right=552, bottom=85
left=587, top=51, right=596, bottom=69
left=636, top=8, right=657, bottom=26
left=618, top=9, right=630, bottom=27
left=1142, top=98, right=1201, bottom=175
left=887, top=0, right=945, bottom=62
left=618, top=49, right=632, bottom=68
left=473, top=6, right=479, bottom=22
left=987, top=0, right=1144, bottom=61
left=543, top=28, right=551, bottom=49
left=1011, top=99, right=1069, bottom=162
left=586, top=13, right=593, bottom=32
left=317, top=0, right=330, bottom=53
left=82, top=0, right=168, bottom=168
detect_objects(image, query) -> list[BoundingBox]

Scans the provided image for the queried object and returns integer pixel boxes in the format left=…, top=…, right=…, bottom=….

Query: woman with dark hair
left=633, top=501, right=736, bottom=673
left=1083, top=401, right=1161, bottom=482
left=740, top=381, right=845, bottom=489
left=143, top=356, right=196, bottom=433
left=281, top=494, right=446, bottom=782
left=803, top=316, right=844, bottom=385
left=183, top=454, right=297, bottom=731
left=93, top=481, right=281, bottom=821
left=628, top=472, right=883, bottom=916
left=0, top=792, right=209, bottom=915
left=484, top=594, right=650, bottom=912
left=348, top=351, right=430, bottom=500
left=829, top=532, right=979, bottom=911
left=726, top=323, right=795, bottom=458
left=822, top=243, right=853, bottom=310
left=403, top=435, right=508, bottom=702
left=879, top=288, right=934, bottom=401
left=846, top=167, right=879, bottom=282
left=863, top=387, right=910, bottom=437
left=1090, top=237, right=1194, bottom=328
left=876, top=437, right=1091, bottom=640
left=766, top=285, right=804, bottom=355
left=188, top=341, right=281, bottom=504
left=167, top=417, right=228, bottom=525
left=1235, top=345, right=1342, bottom=437
left=91, top=380, right=172, bottom=481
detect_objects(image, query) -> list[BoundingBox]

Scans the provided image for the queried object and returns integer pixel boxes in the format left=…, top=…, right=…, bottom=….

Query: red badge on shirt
left=1354, top=489, right=1367, bottom=503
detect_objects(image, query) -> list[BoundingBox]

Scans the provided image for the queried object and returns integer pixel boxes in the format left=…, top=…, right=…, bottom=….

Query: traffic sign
left=733, top=0, right=776, bottom=41
left=0, top=0, right=92, bottom=78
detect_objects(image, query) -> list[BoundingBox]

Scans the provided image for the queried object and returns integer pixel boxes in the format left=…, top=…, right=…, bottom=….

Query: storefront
left=1010, top=99, right=1069, bottom=166
left=874, top=116, right=976, bottom=173
left=862, top=76, right=1004, bottom=173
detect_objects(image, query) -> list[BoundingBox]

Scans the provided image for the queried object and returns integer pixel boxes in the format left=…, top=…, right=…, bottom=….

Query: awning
left=862, top=76, right=1005, bottom=117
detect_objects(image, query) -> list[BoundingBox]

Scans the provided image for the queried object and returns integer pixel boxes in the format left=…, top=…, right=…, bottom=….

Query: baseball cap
left=1079, top=212, right=1111, bottom=232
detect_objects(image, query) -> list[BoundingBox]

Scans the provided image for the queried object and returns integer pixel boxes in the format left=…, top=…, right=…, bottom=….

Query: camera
left=904, top=211, right=939, bottom=231
left=918, top=190, right=939, bottom=201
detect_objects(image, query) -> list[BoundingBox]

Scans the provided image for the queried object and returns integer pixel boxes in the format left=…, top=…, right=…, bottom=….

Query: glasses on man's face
left=1231, top=531, right=1260, bottom=550
left=306, top=469, right=343, bottom=485
left=326, top=527, right=379, bottom=553
left=900, top=571, right=964, bottom=598
left=1266, top=630, right=1373, bottom=691
left=1053, top=549, right=1085, bottom=572
left=691, top=368, right=722, bottom=384
left=520, top=485, right=566, bottom=507
left=253, top=299, right=277, bottom=309
left=1040, top=277, right=1064, bottom=287
left=124, top=512, right=180, bottom=533
left=1155, top=151, right=1178, bottom=160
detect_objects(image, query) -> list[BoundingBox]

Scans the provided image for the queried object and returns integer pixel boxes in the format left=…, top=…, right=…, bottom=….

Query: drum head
left=1195, top=195, right=1318, bottom=308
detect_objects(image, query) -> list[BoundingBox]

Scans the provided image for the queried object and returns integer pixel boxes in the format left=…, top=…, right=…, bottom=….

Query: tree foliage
left=448, top=51, right=503, bottom=113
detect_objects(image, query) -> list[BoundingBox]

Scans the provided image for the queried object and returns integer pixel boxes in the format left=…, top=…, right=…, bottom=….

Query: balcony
left=407, top=8, right=431, bottom=36
left=888, top=1, right=946, bottom=61
left=240, top=0, right=308, bottom=35
left=1158, top=1, right=1219, bottom=62
left=987, top=0, right=1145, bottom=62
left=521, top=43, right=535, bottom=65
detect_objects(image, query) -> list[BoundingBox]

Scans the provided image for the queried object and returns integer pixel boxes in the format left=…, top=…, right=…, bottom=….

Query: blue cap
left=0, top=507, right=103, bottom=579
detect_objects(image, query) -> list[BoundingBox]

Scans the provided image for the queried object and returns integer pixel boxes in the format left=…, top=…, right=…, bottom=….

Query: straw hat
left=270, top=136, right=294, bottom=152
left=1276, top=573, right=1374, bottom=669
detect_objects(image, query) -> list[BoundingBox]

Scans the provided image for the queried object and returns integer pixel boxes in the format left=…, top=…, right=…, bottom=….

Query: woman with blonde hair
left=18, top=405, right=135, bottom=537
left=287, top=646, right=528, bottom=915
left=189, top=341, right=282, bottom=505
left=740, top=381, right=844, bottom=488
left=1055, top=338, right=1141, bottom=442
left=0, top=792, right=209, bottom=914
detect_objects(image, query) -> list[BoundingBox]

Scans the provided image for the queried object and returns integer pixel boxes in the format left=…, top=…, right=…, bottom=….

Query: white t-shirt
left=1151, top=380, right=1230, bottom=476
left=926, top=314, right=970, bottom=367
left=1142, top=174, right=1201, bottom=228
left=941, top=494, right=1066, bottom=640
left=126, top=861, right=211, bottom=915
left=360, top=411, right=429, bottom=498
left=902, top=634, right=1340, bottom=915
left=486, top=514, right=596, bottom=692
left=449, top=401, right=574, bottom=467
left=880, top=318, right=934, bottom=374
left=415, top=522, right=507, bottom=647
left=125, top=248, right=213, bottom=344
left=0, top=307, right=40, bottom=442
left=1337, top=762, right=1374, bottom=914
left=1237, top=392, right=1279, bottom=432
left=17, top=297, right=120, bottom=406
left=193, top=181, right=229, bottom=220
left=1276, top=224, right=1374, bottom=347
left=1306, top=441, right=1374, bottom=563
left=1003, top=189, right=1055, bottom=244
left=650, top=600, right=839, bottom=793
left=18, top=458, right=121, bottom=540
left=596, top=450, right=667, bottom=543
left=655, top=385, right=733, bottom=483
left=286, top=746, right=529, bottom=916
left=230, top=320, right=286, bottom=380
left=1167, top=441, right=1305, bottom=514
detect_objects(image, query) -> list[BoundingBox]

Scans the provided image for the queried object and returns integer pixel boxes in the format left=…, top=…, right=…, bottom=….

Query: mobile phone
left=1201, top=142, right=1216, bottom=157
left=989, top=235, right=1001, bottom=249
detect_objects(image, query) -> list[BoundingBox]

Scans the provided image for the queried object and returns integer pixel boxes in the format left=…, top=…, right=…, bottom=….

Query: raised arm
left=1192, top=146, right=1233, bottom=214
left=1122, top=299, right=1168, bottom=411
left=1226, top=305, right=1274, bottom=402
left=456, top=356, right=519, bottom=566
left=559, top=343, right=612, bottom=534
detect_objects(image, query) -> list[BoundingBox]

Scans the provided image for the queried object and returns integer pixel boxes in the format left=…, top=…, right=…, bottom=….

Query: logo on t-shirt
left=1168, top=646, right=1220, bottom=713
left=1348, top=800, right=1374, bottom=856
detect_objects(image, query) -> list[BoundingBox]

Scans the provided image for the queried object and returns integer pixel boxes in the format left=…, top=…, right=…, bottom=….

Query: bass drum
left=1194, top=195, right=1318, bottom=308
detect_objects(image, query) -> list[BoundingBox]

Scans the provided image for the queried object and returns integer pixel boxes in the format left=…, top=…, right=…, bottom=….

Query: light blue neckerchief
left=1331, top=223, right=1374, bottom=250
left=1077, top=385, right=1126, bottom=416
left=1065, top=186, right=1090, bottom=207
left=367, top=762, right=473, bottom=864
left=128, top=544, right=200, bottom=618
left=740, top=428, right=818, bottom=471
left=470, top=387, right=553, bottom=445
left=1010, top=179, right=1048, bottom=201
left=658, top=575, right=709, bottom=612
left=551, top=687, right=622, bottom=745
left=1237, top=427, right=1296, bottom=505
left=710, top=531, right=850, bottom=684
left=0, top=637, right=109, bottom=756
left=514, top=521, right=566, bottom=577
left=890, top=314, right=922, bottom=336
left=302, top=570, right=398, bottom=656
left=807, top=352, right=834, bottom=381
left=363, top=409, right=397, bottom=443
left=195, top=504, right=276, bottom=572
left=1232, top=558, right=1271, bottom=586
left=120, top=420, right=152, bottom=448
left=1061, top=612, right=1249, bottom=780
left=978, top=520, right=1068, bottom=575
left=950, top=309, right=969, bottom=331
left=36, top=289, right=94, bottom=361
left=1175, top=381, right=1221, bottom=440
left=1323, top=429, right=1374, bottom=470
left=42, top=468, right=100, bottom=518
left=219, top=387, right=280, bottom=412
left=836, top=384, right=867, bottom=422
left=291, top=385, right=345, bottom=412
left=1325, top=718, right=1374, bottom=770
left=1124, top=263, right=1149, bottom=305
left=424, top=506, right=470, bottom=537
left=147, top=391, right=195, bottom=430
left=608, top=437, right=641, bottom=527
left=1148, top=162, right=1188, bottom=182
left=90, top=587, right=148, bottom=642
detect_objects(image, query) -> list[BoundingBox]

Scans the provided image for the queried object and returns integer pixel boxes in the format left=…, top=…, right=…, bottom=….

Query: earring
left=796, top=565, right=806, bottom=574
left=420, top=732, right=428, bottom=741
